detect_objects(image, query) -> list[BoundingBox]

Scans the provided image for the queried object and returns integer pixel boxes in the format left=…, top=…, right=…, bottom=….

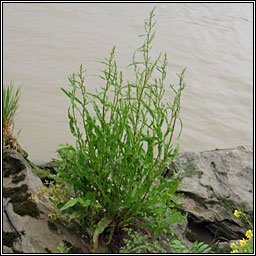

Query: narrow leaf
left=92, top=217, right=112, bottom=253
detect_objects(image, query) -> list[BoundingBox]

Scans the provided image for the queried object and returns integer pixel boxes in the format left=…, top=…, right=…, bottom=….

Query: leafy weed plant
left=120, top=228, right=213, bottom=254
left=54, top=8, right=187, bottom=252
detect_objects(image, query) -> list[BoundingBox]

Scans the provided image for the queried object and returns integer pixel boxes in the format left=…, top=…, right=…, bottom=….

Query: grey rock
left=168, top=145, right=253, bottom=242
left=3, top=246, right=14, bottom=253
left=3, top=149, right=43, bottom=192
left=3, top=150, right=110, bottom=254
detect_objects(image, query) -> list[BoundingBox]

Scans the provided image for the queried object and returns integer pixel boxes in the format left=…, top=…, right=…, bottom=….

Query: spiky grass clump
left=3, top=82, right=22, bottom=151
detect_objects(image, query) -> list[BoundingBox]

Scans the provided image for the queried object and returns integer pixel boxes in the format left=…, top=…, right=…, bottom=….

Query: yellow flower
left=231, top=250, right=238, bottom=253
left=246, top=229, right=253, bottom=240
left=234, top=210, right=241, bottom=218
left=240, top=239, right=246, bottom=247
left=230, top=243, right=236, bottom=249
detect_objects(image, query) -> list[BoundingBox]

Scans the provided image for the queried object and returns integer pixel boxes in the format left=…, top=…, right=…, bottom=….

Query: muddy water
left=3, top=3, right=253, bottom=164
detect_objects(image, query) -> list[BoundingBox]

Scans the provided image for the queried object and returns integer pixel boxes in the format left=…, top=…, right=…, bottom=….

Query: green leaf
left=119, top=216, right=138, bottom=227
left=92, top=217, right=112, bottom=253
left=60, top=198, right=80, bottom=211
left=92, top=100, right=103, bottom=123
left=203, top=247, right=213, bottom=253
left=60, top=87, right=71, bottom=98
left=67, top=107, right=76, bottom=137
left=106, top=225, right=115, bottom=245
left=60, top=198, right=91, bottom=211
left=131, top=184, right=138, bottom=198
left=79, top=199, right=91, bottom=208
left=168, top=182, right=179, bottom=196
left=68, top=210, right=85, bottom=220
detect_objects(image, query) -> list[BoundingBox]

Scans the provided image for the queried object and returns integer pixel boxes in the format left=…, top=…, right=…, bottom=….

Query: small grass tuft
left=3, top=82, right=21, bottom=149
left=3, top=82, right=27, bottom=157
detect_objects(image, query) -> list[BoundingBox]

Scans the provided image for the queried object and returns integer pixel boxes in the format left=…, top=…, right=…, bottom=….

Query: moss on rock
left=12, top=173, right=26, bottom=184
left=3, top=154, right=26, bottom=177
left=13, top=200, right=40, bottom=217
left=3, top=231, right=20, bottom=247
left=10, top=193, right=32, bottom=203
left=3, top=184, right=29, bottom=197
left=183, top=161, right=203, bottom=178
left=3, top=184, right=40, bottom=218
left=48, top=220, right=59, bottom=234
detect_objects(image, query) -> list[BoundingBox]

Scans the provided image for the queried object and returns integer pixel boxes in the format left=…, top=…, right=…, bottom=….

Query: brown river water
left=3, top=3, right=253, bottom=164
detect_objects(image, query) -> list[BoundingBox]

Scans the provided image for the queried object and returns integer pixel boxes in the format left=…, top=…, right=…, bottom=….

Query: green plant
left=3, top=82, right=21, bottom=150
left=171, top=239, right=213, bottom=254
left=120, top=228, right=167, bottom=253
left=120, top=228, right=213, bottom=253
left=230, top=210, right=253, bottom=253
left=3, top=82, right=21, bottom=130
left=53, top=7, right=186, bottom=252
left=57, top=243, right=72, bottom=253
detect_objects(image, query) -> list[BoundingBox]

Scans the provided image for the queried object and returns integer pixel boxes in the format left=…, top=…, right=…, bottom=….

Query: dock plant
left=53, top=7, right=187, bottom=252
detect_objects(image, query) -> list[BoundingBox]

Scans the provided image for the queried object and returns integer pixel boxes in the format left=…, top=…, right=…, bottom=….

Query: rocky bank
left=2, top=150, right=110, bottom=254
left=2, top=146, right=253, bottom=253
